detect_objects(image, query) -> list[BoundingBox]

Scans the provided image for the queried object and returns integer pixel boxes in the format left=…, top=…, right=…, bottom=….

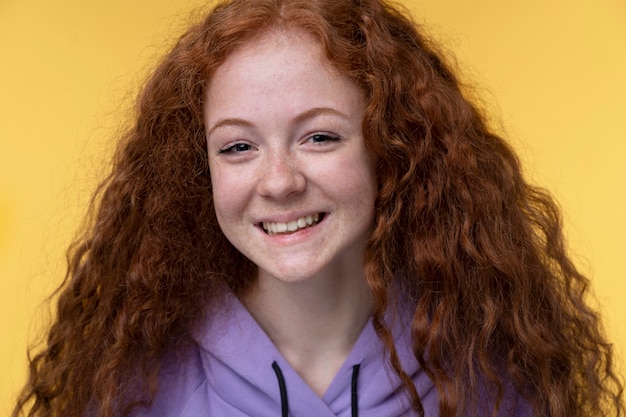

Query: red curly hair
left=13, top=0, right=624, bottom=416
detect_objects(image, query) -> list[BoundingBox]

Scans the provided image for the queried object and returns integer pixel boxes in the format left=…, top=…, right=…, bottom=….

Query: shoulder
left=128, top=295, right=255, bottom=417
left=129, top=343, right=209, bottom=417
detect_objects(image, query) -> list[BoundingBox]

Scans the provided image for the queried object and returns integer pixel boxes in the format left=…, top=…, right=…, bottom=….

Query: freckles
left=213, top=181, right=239, bottom=210
left=207, top=168, right=232, bottom=209
left=324, top=157, right=375, bottom=193
left=212, top=167, right=257, bottom=216
left=209, top=159, right=240, bottom=191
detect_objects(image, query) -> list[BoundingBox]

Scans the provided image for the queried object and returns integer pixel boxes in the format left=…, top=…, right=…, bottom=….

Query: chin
left=256, top=263, right=328, bottom=285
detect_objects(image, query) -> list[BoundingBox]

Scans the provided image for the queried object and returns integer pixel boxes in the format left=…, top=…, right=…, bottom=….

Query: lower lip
left=260, top=215, right=326, bottom=244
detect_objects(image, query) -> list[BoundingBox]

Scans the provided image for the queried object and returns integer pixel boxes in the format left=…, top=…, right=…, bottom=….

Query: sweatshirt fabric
left=130, top=293, right=532, bottom=416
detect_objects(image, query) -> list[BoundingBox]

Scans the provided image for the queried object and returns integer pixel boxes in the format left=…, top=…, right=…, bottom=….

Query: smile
left=262, top=213, right=324, bottom=235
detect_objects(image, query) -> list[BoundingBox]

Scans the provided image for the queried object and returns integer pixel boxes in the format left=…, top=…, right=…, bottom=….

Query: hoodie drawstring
left=351, top=364, right=360, bottom=417
left=272, top=362, right=289, bottom=417
left=272, top=361, right=361, bottom=417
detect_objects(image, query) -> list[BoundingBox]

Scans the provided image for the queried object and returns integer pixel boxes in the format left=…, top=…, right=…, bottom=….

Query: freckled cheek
left=209, top=170, right=251, bottom=224
left=322, top=157, right=377, bottom=204
left=329, top=177, right=376, bottom=202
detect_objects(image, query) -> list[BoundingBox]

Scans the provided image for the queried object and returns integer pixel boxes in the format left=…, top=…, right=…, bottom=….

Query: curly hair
left=13, top=0, right=624, bottom=416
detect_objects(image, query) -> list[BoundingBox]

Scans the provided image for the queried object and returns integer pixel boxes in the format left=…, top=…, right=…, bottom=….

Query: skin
left=204, top=29, right=377, bottom=396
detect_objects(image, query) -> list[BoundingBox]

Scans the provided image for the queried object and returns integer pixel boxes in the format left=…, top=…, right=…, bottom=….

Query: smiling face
left=204, top=29, right=377, bottom=285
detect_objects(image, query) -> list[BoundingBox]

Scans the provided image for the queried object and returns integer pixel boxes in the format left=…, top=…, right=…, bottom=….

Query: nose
left=256, top=151, right=306, bottom=201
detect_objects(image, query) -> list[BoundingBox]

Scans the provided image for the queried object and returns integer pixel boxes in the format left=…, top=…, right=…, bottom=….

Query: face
left=204, top=30, right=377, bottom=285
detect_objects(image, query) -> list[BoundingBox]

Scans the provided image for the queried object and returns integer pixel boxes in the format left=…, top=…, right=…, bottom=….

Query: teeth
left=262, top=214, right=321, bottom=235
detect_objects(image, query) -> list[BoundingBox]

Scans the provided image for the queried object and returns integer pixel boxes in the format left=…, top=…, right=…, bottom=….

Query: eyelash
left=217, top=141, right=255, bottom=154
left=307, top=132, right=342, bottom=144
left=216, top=133, right=341, bottom=155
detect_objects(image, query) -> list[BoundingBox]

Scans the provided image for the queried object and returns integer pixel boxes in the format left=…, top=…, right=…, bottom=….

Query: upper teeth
left=263, top=213, right=320, bottom=235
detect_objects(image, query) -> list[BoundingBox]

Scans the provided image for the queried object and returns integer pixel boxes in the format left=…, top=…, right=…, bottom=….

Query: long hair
left=13, top=1, right=624, bottom=416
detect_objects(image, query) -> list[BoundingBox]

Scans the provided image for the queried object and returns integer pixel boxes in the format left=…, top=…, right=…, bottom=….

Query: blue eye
left=219, top=142, right=254, bottom=154
left=309, top=133, right=341, bottom=143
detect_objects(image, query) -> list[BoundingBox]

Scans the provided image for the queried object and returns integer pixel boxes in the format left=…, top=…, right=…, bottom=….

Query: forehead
left=204, top=29, right=364, bottom=123
left=208, top=28, right=332, bottom=89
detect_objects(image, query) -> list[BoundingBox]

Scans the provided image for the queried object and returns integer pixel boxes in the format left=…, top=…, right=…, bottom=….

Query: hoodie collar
left=193, top=292, right=435, bottom=416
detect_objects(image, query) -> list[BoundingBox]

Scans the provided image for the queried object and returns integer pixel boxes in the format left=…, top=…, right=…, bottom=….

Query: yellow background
left=1, top=0, right=624, bottom=413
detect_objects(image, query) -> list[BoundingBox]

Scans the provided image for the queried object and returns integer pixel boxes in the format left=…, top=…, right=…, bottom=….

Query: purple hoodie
left=130, top=293, right=531, bottom=416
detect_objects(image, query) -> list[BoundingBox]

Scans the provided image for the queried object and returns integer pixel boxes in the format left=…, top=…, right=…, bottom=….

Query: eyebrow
left=206, top=106, right=351, bottom=137
left=206, top=118, right=254, bottom=137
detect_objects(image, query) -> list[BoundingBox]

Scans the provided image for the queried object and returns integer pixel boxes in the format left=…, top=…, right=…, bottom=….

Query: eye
left=218, top=141, right=256, bottom=154
left=307, top=133, right=341, bottom=144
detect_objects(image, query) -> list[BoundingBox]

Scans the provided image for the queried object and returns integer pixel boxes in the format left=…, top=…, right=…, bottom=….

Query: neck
left=243, top=269, right=372, bottom=396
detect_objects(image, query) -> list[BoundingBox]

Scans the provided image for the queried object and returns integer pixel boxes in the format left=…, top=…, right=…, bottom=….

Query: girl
left=13, top=0, right=624, bottom=416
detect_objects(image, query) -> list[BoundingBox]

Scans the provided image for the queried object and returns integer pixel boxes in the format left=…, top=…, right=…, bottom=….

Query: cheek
left=328, top=155, right=377, bottom=207
left=209, top=163, right=247, bottom=223
left=211, top=182, right=250, bottom=246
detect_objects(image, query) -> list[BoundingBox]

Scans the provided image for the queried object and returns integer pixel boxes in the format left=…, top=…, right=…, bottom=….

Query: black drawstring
left=271, top=361, right=361, bottom=417
left=351, top=364, right=360, bottom=417
left=272, top=361, right=289, bottom=417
